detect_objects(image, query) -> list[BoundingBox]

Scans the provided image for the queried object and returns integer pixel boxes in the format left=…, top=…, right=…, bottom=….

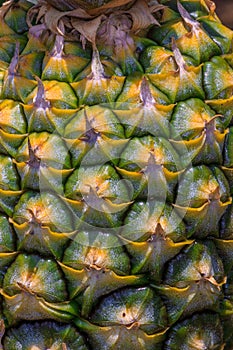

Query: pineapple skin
left=0, top=0, right=232, bottom=349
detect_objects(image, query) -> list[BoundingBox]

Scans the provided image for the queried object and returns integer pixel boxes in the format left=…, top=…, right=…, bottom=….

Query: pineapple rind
left=0, top=0, right=232, bottom=348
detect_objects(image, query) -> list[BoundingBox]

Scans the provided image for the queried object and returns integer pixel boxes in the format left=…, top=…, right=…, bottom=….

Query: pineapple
left=0, top=0, right=233, bottom=348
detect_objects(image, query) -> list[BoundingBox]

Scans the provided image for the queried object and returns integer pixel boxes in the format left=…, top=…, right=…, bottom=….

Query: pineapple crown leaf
left=44, top=0, right=135, bottom=13
left=27, top=0, right=163, bottom=46
left=71, top=14, right=105, bottom=46
left=125, top=0, right=163, bottom=32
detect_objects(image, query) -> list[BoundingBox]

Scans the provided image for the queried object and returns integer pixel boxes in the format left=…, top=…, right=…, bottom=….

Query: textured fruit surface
left=0, top=0, right=232, bottom=349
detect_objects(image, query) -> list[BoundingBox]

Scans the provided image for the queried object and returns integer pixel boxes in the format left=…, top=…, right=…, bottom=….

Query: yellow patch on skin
left=116, top=306, right=140, bottom=326
left=95, top=180, right=110, bottom=197
left=199, top=181, right=219, bottom=199
left=18, top=269, right=41, bottom=294
left=0, top=105, right=14, bottom=124
left=85, top=247, right=109, bottom=269
left=197, top=259, right=213, bottom=278
left=29, top=206, right=46, bottom=223
left=188, top=335, right=206, bottom=350
left=134, top=146, right=150, bottom=164
left=29, top=141, right=45, bottom=159
left=190, top=111, right=211, bottom=128
left=80, top=175, right=109, bottom=197
left=136, top=143, right=165, bottom=165
left=158, top=217, right=168, bottom=232
left=151, top=147, right=164, bottom=164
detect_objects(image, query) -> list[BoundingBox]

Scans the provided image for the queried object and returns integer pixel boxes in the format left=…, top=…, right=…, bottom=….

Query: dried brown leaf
left=205, top=0, right=216, bottom=14
left=44, top=6, right=70, bottom=34
left=125, top=0, right=161, bottom=32
left=0, top=0, right=15, bottom=18
left=66, top=7, right=93, bottom=19
left=27, top=0, right=162, bottom=41
left=88, top=0, right=135, bottom=15
left=45, top=0, right=134, bottom=12
left=37, top=4, right=49, bottom=23
left=71, top=15, right=105, bottom=44
left=150, top=3, right=165, bottom=13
